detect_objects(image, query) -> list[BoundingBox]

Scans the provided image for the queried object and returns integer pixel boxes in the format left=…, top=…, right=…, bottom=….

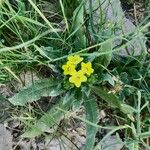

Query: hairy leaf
left=36, top=46, right=63, bottom=60
left=21, top=127, right=42, bottom=138
left=38, top=93, right=73, bottom=128
left=92, top=86, right=136, bottom=117
left=72, top=1, right=86, bottom=48
left=9, top=78, right=63, bottom=106
left=22, top=92, right=74, bottom=138
left=95, top=40, right=112, bottom=69
left=92, top=86, right=121, bottom=108
left=84, top=95, right=99, bottom=150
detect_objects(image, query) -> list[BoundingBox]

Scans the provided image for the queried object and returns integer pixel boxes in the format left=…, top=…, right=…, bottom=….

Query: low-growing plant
left=0, top=0, right=150, bottom=149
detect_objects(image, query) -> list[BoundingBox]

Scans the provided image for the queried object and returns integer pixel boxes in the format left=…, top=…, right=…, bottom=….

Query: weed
left=0, top=0, right=150, bottom=149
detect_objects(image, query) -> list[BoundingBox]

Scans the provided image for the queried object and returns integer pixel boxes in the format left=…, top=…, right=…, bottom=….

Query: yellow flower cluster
left=62, top=55, right=94, bottom=87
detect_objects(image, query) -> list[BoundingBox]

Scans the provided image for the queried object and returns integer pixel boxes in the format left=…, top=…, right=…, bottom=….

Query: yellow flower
left=62, top=62, right=76, bottom=75
left=68, top=55, right=83, bottom=65
left=69, top=70, right=87, bottom=87
left=81, top=62, right=94, bottom=76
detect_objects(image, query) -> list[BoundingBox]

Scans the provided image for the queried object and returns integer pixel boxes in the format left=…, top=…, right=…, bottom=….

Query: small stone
left=102, top=135, right=124, bottom=150
left=0, top=124, right=13, bottom=150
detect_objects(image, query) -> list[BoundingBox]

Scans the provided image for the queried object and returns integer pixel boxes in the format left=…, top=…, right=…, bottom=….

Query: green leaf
left=84, top=95, right=99, bottom=150
left=92, top=86, right=121, bottom=108
left=95, top=40, right=112, bottom=68
left=72, top=90, right=83, bottom=111
left=72, top=99, right=83, bottom=111
left=92, top=86, right=135, bottom=119
left=120, top=104, right=136, bottom=115
left=63, top=90, right=75, bottom=105
left=22, top=92, right=74, bottom=138
left=9, top=78, right=63, bottom=106
left=82, top=86, right=91, bottom=97
left=38, top=91, right=73, bottom=128
left=103, top=73, right=115, bottom=86
left=21, top=127, right=42, bottom=138
left=63, top=0, right=79, bottom=18
left=72, top=1, right=86, bottom=48
left=36, top=46, right=62, bottom=60
left=139, top=131, right=150, bottom=139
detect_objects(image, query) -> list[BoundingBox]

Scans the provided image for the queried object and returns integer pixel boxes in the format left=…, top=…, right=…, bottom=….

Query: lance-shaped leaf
left=95, top=40, right=112, bottom=70
left=9, top=78, right=63, bottom=106
left=84, top=95, right=99, bottom=150
left=92, top=86, right=136, bottom=116
left=22, top=92, right=74, bottom=138
left=72, top=1, right=86, bottom=48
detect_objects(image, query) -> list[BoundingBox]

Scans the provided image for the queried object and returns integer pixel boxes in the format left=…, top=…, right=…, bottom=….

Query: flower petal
left=74, top=81, right=81, bottom=87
